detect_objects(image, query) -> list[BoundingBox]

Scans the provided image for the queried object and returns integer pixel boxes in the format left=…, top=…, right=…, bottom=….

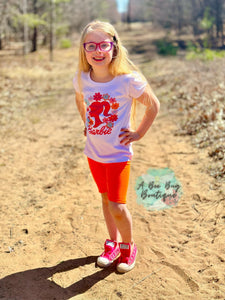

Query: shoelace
left=103, top=245, right=117, bottom=258
left=119, top=255, right=129, bottom=264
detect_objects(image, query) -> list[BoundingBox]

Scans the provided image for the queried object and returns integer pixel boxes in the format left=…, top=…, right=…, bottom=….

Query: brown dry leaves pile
left=145, top=57, right=225, bottom=181
left=119, top=23, right=224, bottom=181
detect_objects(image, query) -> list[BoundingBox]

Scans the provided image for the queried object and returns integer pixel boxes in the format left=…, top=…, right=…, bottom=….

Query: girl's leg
left=108, top=201, right=133, bottom=244
left=87, top=158, right=118, bottom=241
left=97, top=193, right=121, bottom=268
left=108, top=201, right=137, bottom=274
left=106, top=161, right=133, bottom=244
left=101, top=192, right=121, bottom=242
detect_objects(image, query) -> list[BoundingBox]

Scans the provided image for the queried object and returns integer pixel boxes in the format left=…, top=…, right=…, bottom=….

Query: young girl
left=73, top=20, right=160, bottom=273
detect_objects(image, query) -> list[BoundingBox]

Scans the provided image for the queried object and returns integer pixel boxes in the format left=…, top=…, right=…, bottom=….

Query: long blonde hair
left=77, top=20, right=142, bottom=127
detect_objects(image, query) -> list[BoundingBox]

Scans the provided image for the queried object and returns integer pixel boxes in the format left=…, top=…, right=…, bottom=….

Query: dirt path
left=0, top=41, right=225, bottom=299
left=0, top=79, right=224, bottom=299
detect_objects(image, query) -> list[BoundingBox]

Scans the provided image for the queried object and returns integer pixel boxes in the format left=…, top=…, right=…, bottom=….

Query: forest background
left=0, top=0, right=225, bottom=55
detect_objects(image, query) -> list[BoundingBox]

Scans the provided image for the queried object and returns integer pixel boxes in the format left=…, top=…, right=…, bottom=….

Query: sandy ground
left=0, top=90, right=224, bottom=300
left=0, top=47, right=225, bottom=299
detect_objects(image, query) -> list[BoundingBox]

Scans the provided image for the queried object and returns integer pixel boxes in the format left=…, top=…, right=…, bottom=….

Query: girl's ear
left=112, top=45, right=118, bottom=58
left=112, top=35, right=118, bottom=58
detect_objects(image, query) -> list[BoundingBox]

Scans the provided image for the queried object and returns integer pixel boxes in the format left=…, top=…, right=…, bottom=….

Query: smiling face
left=84, top=31, right=114, bottom=70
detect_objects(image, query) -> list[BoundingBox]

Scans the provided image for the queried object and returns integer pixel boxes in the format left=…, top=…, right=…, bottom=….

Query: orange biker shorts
left=87, top=157, right=131, bottom=204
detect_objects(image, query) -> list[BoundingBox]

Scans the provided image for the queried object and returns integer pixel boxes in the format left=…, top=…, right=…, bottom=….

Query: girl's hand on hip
left=119, top=128, right=141, bottom=145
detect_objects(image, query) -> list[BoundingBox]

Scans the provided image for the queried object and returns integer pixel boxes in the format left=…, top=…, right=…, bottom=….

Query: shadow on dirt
left=0, top=256, right=115, bottom=300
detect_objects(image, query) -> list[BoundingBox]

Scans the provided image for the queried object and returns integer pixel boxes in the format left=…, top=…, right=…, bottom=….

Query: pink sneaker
left=117, top=242, right=137, bottom=273
left=97, top=239, right=120, bottom=268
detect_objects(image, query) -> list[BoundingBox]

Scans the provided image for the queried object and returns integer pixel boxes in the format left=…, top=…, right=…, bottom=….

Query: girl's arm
left=75, top=91, right=86, bottom=124
left=136, top=84, right=160, bottom=137
left=119, top=84, right=160, bottom=145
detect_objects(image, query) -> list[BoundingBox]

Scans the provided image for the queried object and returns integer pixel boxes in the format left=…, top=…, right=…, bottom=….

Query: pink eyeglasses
left=83, top=41, right=114, bottom=52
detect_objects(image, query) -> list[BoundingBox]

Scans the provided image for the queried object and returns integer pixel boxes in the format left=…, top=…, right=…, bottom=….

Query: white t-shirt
left=73, top=71, right=146, bottom=163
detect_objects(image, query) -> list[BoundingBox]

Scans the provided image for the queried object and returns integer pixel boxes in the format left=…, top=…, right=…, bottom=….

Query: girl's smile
left=92, top=56, right=105, bottom=62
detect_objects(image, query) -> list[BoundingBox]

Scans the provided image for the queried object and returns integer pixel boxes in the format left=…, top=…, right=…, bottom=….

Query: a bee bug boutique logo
left=135, top=168, right=183, bottom=211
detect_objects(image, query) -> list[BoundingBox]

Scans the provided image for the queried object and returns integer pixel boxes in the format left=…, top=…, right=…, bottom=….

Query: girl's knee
left=101, top=192, right=109, bottom=204
left=108, top=201, right=125, bottom=218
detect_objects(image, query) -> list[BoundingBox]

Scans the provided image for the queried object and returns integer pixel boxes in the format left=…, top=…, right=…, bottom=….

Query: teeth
left=93, top=57, right=104, bottom=61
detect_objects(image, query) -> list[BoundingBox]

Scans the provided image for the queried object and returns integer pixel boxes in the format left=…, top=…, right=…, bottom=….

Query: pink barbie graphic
left=89, top=101, right=111, bottom=128
left=86, top=92, right=119, bottom=135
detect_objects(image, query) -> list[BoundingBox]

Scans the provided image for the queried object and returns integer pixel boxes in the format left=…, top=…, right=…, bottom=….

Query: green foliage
left=155, top=39, right=178, bottom=56
left=186, top=41, right=197, bottom=52
left=14, top=13, right=47, bottom=29
left=200, top=7, right=214, bottom=30
left=59, top=38, right=72, bottom=48
left=186, top=48, right=225, bottom=61
left=55, top=24, right=69, bottom=38
left=186, top=37, right=225, bottom=61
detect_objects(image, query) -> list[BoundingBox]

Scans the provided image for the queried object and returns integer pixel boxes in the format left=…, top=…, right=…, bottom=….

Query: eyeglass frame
left=83, top=41, right=114, bottom=52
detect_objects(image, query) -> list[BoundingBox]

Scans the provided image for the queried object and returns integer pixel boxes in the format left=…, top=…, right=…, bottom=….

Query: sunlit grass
left=186, top=48, right=225, bottom=61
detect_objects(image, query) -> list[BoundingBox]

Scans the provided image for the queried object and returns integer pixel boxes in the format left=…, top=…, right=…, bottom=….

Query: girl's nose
left=95, top=45, right=102, bottom=52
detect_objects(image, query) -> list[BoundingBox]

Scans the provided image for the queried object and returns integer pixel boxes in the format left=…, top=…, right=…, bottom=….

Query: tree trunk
left=23, top=0, right=28, bottom=55
left=176, top=0, right=183, bottom=35
left=0, top=0, right=8, bottom=50
left=190, top=0, right=199, bottom=35
left=215, top=0, right=224, bottom=47
left=126, top=0, right=131, bottom=31
left=31, top=0, right=38, bottom=52
left=49, top=0, right=54, bottom=61
left=127, top=0, right=131, bottom=24
left=32, top=27, right=37, bottom=52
